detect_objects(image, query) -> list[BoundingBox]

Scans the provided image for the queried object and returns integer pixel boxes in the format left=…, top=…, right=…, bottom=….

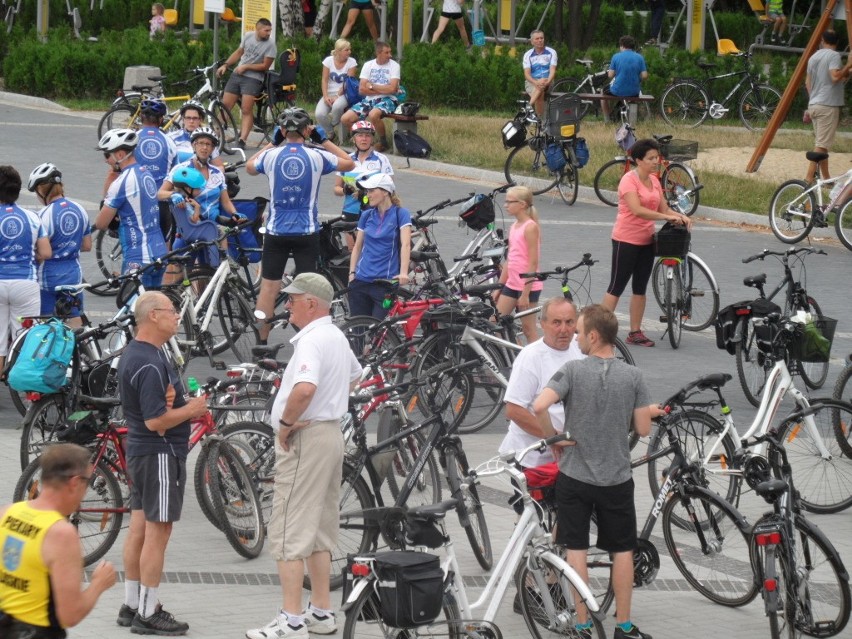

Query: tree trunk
left=279, top=0, right=305, bottom=38
left=581, top=0, right=602, bottom=51
left=313, top=0, right=334, bottom=38
left=567, top=0, right=581, bottom=53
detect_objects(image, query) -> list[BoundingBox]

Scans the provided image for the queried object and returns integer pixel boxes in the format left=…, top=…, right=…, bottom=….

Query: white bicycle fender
left=341, top=578, right=373, bottom=611
left=539, top=550, right=600, bottom=613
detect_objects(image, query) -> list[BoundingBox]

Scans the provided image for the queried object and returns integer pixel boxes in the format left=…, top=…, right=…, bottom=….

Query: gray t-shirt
left=546, top=356, right=650, bottom=486
left=807, top=48, right=845, bottom=107
left=238, top=31, right=277, bottom=82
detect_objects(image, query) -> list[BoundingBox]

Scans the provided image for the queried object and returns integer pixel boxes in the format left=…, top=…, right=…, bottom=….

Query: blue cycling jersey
left=340, top=150, right=393, bottom=216
left=135, top=126, right=177, bottom=186
left=254, top=143, right=339, bottom=236
left=0, top=204, right=45, bottom=281
left=37, top=198, right=91, bottom=290
left=104, top=164, right=167, bottom=267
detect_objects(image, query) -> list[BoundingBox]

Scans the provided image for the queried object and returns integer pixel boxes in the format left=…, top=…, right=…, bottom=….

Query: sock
left=139, top=585, right=159, bottom=619
left=576, top=621, right=593, bottom=630
left=618, top=621, right=634, bottom=632
left=124, top=580, right=140, bottom=609
left=282, top=610, right=304, bottom=628
left=308, top=602, right=334, bottom=617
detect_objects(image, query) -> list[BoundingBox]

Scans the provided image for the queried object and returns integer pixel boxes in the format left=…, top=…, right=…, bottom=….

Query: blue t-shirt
left=103, top=164, right=167, bottom=268
left=354, top=205, right=412, bottom=281
left=609, top=49, right=647, bottom=97
left=135, top=126, right=177, bottom=186
left=0, top=204, right=45, bottom=281
left=522, top=46, right=558, bottom=80
left=254, top=143, right=340, bottom=236
left=340, top=150, right=394, bottom=216
left=37, top=198, right=91, bottom=290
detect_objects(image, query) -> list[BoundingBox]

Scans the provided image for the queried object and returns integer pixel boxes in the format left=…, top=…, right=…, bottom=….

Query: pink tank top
left=506, top=218, right=544, bottom=291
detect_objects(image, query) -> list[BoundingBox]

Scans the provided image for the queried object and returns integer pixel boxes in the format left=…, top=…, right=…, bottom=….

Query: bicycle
left=551, top=61, right=653, bottom=122
left=659, top=50, right=781, bottom=130
left=749, top=428, right=850, bottom=638
left=768, top=157, right=852, bottom=247
left=340, top=433, right=608, bottom=639
left=593, top=121, right=703, bottom=216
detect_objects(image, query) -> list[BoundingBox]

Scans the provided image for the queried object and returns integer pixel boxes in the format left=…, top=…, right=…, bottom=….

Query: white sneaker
left=246, top=615, right=308, bottom=639
left=303, top=610, right=337, bottom=635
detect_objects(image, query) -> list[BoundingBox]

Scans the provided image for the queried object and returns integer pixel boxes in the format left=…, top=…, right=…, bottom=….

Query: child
left=150, top=3, right=166, bottom=38
left=431, top=0, right=471, bottom=49
left=494, top=185, right=543, bottom=344
left=765, top=0, right=787, bottom=43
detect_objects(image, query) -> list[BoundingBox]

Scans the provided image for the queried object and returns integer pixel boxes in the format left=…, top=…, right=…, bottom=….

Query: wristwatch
left=280, top=419, right=294, bottom=427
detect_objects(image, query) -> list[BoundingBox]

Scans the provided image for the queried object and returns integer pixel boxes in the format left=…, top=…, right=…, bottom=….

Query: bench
left=574, top=93, right=655, bottom=126
left=380, top=112, right=430, bottom=155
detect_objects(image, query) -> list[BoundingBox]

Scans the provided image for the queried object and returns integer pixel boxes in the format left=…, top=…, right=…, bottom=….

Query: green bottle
left=187, top=377, right=200, bottom=395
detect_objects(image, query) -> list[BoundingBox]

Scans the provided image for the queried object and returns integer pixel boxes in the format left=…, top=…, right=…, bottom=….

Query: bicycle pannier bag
left=57, top=410, right=102, bottom=445
left=374, top=551, right=444, bottom=628
left=574, top=137, right=590, bottom=168
left=393, top=130, right=432, bottom=159
left=544, top=142, right=567, bottom=172
left=714, top=300, right=753, bottom=354
left=750, top=299, right=783, bottom=353
left=501, top=119, right=526, bottom=148
left=459, top=194, right=495, bottom=230
left=8, top=319, right=75, bottom=394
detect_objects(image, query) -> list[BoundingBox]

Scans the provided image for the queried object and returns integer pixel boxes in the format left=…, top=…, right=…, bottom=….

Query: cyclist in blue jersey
left=247, top=107, right=355, bottom=342
left=95, top=129, right=168, bottom=289
left=0, top=165, right=51, bottom=372
left=27, top=163, right=92, bottom=327
left=167, top=100, right=224, bottom=167
left=522, top=30, right=558, bottom=116
left=602, top=35, right=648, bottom=121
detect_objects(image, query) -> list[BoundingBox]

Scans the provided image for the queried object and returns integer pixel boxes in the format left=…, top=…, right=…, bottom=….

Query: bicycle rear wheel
left=662, top=162, right=700, bottom=216
left=796, top=296, right=828, bottom=390
left=835, top=198, right=852, bottom=252
left=505, top=139, right=560, bottom=195
left=95, top=228, right=123, bottom=281
left=593, top=158, right=627, bottom=207
left=20, top=394, right=67, bottom=470
left=665, top=267, right=684, bottom=349
left=218, top=420, right=275, bottom=524
left=209, top=99, right=240, bottom=147
left=557, top=164, right=579, bottom=206
left=769, top=180, right=816, bottom=244
left=735, top=318, right=770, bottom=407
left=660, top=81, right=710, bottom=128
left=98, top=104, right=139, bottom=138
left=217, top=285, right=259, bottom=363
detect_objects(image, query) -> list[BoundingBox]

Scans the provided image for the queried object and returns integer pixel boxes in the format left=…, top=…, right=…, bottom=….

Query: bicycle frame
left=701, top=68, right=755, bottom=109
left=176, top=255, right=234, bottom=339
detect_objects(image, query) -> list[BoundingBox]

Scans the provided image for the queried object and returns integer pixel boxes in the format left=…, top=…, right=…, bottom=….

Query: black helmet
left=277, top=107, right=312, bottom=133
left=179, top=99, right=206, bottom=118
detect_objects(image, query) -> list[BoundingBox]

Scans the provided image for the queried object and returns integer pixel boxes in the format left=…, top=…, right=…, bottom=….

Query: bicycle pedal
left=689, top=289, right=705, bottom=297
left=213, top=360, right=226, bottom=370
left=659, top=315, right=669, bottom=323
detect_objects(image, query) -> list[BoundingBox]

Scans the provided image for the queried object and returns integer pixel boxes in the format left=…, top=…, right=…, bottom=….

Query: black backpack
left=394, top=130, right=432, bottom=161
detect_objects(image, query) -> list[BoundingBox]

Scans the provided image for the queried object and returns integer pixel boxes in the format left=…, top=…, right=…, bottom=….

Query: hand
left=325, top=96, right=335, bottom=107
left=165, top=383, right=175, bottom=409
left=349, top=272, right=356, bottom=281
left=216, top=64, right=227, bottom=78
left=396, top=273, right=410, bottom=286
left=185, top=395, right=208, bottom=419
left=343, top=183, right=356, bottom=196
left=234, top=65, right=245, bottom=75
left=309, top=125, right=328, bottom=144
left=91, top=560, right=117, bottom=591
left=169, top=193, right=186, bottom=209
left=272, top=126, right=285, bottom=146
left=518, top=293, right=531, bottom=309
left=649, top=403, right=666, bottom=418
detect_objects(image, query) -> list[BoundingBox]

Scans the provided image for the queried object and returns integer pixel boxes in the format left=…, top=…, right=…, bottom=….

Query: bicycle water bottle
left=187, top=376, right=200, bottom=395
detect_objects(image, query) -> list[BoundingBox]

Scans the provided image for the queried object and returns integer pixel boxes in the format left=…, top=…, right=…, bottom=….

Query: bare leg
left=566, top=549, right=590, bottom=623
left=123, top=509, right=146, bottom=582
left=601, top=292, right=619, bottom=312
left=629, top=294, right=646, bottom=333
left=239, top=94, right=255, bottom=144
left=611, top=551, right=634, bottom=625
left=431, top=16, right=449, bottom=43
left=256, top=277, right=280, bottom=342
left=339, top=9, right=360, bottom=39
left=363, top=9, right=379, bottom=40
left=304, top=551, right=332, bottom=610
left=455, top=18, right=470, bottom=47
left=279, top=558, right=306, bottom=614
left=139, top=521, right=173, bottom=587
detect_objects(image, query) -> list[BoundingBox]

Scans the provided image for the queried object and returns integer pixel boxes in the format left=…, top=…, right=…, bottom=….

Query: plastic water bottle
left=187, top=377, right=200, bottom=396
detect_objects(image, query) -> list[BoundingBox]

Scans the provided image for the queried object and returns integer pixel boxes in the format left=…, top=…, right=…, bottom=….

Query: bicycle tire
left=662, top=162, right=700, bottom=216
left=556, top=163, right=579, bottom=206
left=97, top=104, right=139, bottom=138
left=505, top=139, right=560, bottom=195
left=739, top=84, right=781, bottom=131
left=665, top=267, right=683, bottom=349
left=769, top=180, right=817, bottom=244
left=613, top=337, right=635, bottom=367
left=647, top=410, right=740, bottom=522
left=206, top=438, right=266, bottom=559
left=384, top=415, right=443, bottom=508
left=341, top=579, right=461, bottom=639
left=593, top=158, right=627, bottom=207
left=651, top=258, right=718, bottom=333
left=754, top=536, right=783, bottom=639
left=796, top=296, right=829, bottom=390
left=736, top=317, right=770, bottom=407
left=217, top=285, right=259, bottom=363
left=550, top=77, right=582, bottom=95
left=212, top=390, right=272, bottom=428
left=209, top=99, right=240, bottom=147
left=340, top=315, right=405, bottom=362
left=14, top=457, right=125, bottom=566
left=9, top=387, right=29, bottom=417
left=516, top=554, right=607, bottom=639
left=206, top=111, right=228, bottom=154
left=832, top=367, right=852, bottom=457
left=662, top=485, right=758, bottom=607
left=192, top=439, right=224, bottom=531
left=217, top=420, right=275, bottom=525
left=94, top=228, right=123, bottom=282
left=445, top=445, right=492, bottom=570
left=659, top=81, right=710, bottom=128
left=20, top=394, right=67, bottom=470
left=776, top=399, right=852, bottom=514
left=835, top=197, right=852, bottom=252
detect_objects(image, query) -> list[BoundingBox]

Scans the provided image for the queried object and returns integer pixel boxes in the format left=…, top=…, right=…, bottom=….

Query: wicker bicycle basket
left=660, top=139, right=698, bottom=161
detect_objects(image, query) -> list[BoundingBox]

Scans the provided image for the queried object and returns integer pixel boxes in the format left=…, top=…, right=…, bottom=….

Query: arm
left=219, top=189, right=238, bottom=217
left=278, top=381, right=318, bottom=449
left=506, top=401, right=552, bottom=438
left=81, top=233, right=93, bottom=252
left=145, top=395, right=208, bottom=433
left=157, top=179, right=175, bottom=201
left=397, top=224, right=411, bottom=284
left=532, top=387, right=561, bottom=438
left=362, top=78, right=400, bottom=96
left=236, top=54, right=275, bottom=77
left=640, top=69, right=649, bottom=81
left=35, top=236, right=52, bottom=261
left=633, top=404, right=652, bottom=437
left=246, top=149, right=266, bottom=176
left=218, top=46, right=245, bottom=77
left=334, top=173, right=346, bottom=197
left=349, top=229, right=365, bottom=280
left=321, top=65, right=333, bottom=105
left=623, top=190, right=692, bottom=228
left=94, top=205, right=117, bottom=231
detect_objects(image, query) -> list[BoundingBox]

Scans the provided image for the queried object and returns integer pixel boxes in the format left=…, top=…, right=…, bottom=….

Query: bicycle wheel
left=97, top=104, right=139, bottom=138
left=192, top=440, right=224, bottom=531
left=217, top=420, right=275, bottom=524
left=516, top=554, right=607, bottom=639
left=20, top=394, right=67, bottom=470
left=217, top=285, right=259, bottom=363
left=383, top=415, right=442, bottom=508
left=340, top=315, right=404, bottom=361
left=739, top=84, right=781, bottom=131
left=95, top=228, right=123, bottom=281
left=796, top=296, right=829, bottom=390
left=593, top=158, right=628, bottom=207
left=662, top=162, right=700, bottom=216
left=832, top=367, right=852, bottom=456
left=14, top=457, right=125, bottom=566
left=681, top=257, right=719, bottom=331
left=769, top=180, right=816, bottom=244
left=660, top=81, right=710, bottom=128
left=776, top=399, right=852, bottom=514
left=550, top=77, right=582, bottom=95
left=206, top=112, right=228, bottom=154
left=613, top=337, right=635, bottom=366
left=835, top=197, right=852, bottom=252
left=556, top=164, right=579, bottom=206
left=445, top=445, right=492, bottom=570
left=647, top=410, right=740, bottom=520
left=341, top=579, right=461, bottom=639
left=736, top=318, right=770, bottom=407
left=206, top=438, right=266, bottom=559
left=9, top=387, right=30, bottom=417
left=665, top=267, right=683, bottom=349
left=209, top=99, right=240, bottom=147
left=663, top=486, right=758, bottom=607
left=505, top=139, right=560, bottom=195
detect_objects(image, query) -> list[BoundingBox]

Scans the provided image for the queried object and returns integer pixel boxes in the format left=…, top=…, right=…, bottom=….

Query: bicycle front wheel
left=95, top=228, right=123, bottom=281
left=446, top=445, right=492, bottom=570
left=20, top=394, right=67, bottom=470
left=662, top=162, right=700, bottom=216
left=796, top=296, right=829, bottom=390
left=556, top=163, right=579, bottom=206
left=383, top=413, right=442, bottom=508
left=660, top=81, right=709, bottom=128
left=218, top=420, right=275, bottom=525
left=505, top=139, right=560, bottom=195
left=777, top=399, right=852, bottom=514
left=663, top=486, right=758, bottom=607
left=593, top=158, right=627, bottom=207
left=769, top=180, right=817, bottom=244
left=681, top=257, right=720, bottom=331
left=736, top=318, right=770, bottom=407
left=209, top=99, right=240, bottom=147
left=739, top=84, right=781, bottom=131
left=835, top=197, right=852, bottom=252
left=665, top=267, right=683, bottom=349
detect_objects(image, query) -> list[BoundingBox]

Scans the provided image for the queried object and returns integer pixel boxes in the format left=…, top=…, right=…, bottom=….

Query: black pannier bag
left=374, top=551, right=444, bottom=628
left=714, top=299, right=781, bottom=355
left=459, top=194, right=495, bottom=230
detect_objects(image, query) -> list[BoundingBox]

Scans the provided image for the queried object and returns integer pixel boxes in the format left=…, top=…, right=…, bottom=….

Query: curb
left=0, top=91, right=70, bottom=111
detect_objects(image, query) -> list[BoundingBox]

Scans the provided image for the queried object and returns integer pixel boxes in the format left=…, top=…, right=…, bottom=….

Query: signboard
left=242, top=0, right=277, bottom=39
left=204, top=0, right=225, bottom=13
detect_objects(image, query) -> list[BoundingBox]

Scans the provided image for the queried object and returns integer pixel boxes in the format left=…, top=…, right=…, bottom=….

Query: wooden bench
left=380, top=112, right=430, bottom=154
left=574, top=93, right=655, bottom=125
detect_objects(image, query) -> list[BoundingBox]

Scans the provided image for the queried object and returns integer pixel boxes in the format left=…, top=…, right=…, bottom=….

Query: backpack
left=7, top=319, right=76, bottom=394
left=393, top=130, right=432, bottom=159
left=343, top=75, right=363, bottom=106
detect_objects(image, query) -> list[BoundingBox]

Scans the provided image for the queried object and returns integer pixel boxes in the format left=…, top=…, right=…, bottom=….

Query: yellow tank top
left=0, top=501, right=65, bottom=628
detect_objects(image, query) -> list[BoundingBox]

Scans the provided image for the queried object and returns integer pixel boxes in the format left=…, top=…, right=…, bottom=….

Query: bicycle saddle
left=465, top=283, right=502, bottom=298
left=693, top=373, right=732, bottom=391
left=147, top=75, right=166, bottom=82
left=755, top=478, right=788, bottom=500
left=408, top=499, right=459, bottom=520
left=743, top=273, right=767, bottom=288
left=575, top=58, right=593, bottom=66
left=806, top=151, right=829, bottom=163
left=410, top=250, right=440, bottom=262
left=77, top=394, right=123, bottom=411
left=252, top=343, right=285, bottom=359
left=167, top=254, right=196, bottom=265
left=330, top=220, right=358, bottom=232
left=131, top=84, right=156, bottom=92
left=257, top=358, right=286, bottom=372
left=697, top=61, right=717, bottom=70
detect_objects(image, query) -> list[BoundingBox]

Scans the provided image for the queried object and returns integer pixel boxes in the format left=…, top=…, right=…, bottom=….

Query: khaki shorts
left=267, top=420, right=344, bottom=562
left=810, top=103, right=841, bottom=150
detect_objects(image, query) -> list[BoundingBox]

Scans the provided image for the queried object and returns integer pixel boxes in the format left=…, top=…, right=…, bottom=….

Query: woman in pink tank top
left=495, top=185, right=543, bottom=343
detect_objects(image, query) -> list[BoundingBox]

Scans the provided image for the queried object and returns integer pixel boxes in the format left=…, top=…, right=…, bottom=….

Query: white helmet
left=27, top=163, right=62, bottom=192
left=97, top=129, right=138, bottom=153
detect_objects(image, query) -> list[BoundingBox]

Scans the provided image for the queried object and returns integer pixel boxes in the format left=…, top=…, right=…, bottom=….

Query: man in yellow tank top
left=0, top=444, right=116, bottom=638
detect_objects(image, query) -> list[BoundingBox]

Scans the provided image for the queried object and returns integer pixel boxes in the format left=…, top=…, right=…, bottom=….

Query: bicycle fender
left=794, top=515, right=850, bottom=580
left=341, top=577, right=373, bottom=611
left=684, top=484, right=751, bottom=531
left=539, top=550, right=600, bottom=612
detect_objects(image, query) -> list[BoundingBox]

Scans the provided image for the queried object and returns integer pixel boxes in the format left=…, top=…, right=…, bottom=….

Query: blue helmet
left=140, top=99, right=167, bottom=118
left=169, top=166, right=206, bottom=190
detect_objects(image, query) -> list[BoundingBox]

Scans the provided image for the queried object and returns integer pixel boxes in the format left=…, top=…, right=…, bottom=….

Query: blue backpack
left=7, top=319, right=76, bottom=393
left=343, top=76, right=363, bottom=106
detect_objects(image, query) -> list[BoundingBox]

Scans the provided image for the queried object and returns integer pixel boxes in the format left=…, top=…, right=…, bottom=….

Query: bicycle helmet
left=190, top=126, right=220, bottom=147
left=140, top=99, right=167, bottom=118
left=169, top=166, right=206, bottom=191
left=350, top=120, right=376, bottom=136
left=97, top=128, right=139, bottom=153
left=27, top=163, right=62, bottom=192
left=179, top=99, right=206, bottom=117
left=277, top=107, right=312, bottom=133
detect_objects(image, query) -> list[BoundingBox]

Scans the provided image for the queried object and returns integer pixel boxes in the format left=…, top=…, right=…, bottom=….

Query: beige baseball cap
left=282, top=273, right=334, bottom=304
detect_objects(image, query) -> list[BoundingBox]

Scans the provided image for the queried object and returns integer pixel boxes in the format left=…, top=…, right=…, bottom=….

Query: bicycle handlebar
left=520, top=253, right=597, bottom=280
left=741, top=247, right=826, bottom=264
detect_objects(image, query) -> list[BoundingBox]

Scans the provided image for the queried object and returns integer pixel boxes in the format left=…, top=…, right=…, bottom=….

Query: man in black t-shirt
left=116, top=291, right=207, bottom=636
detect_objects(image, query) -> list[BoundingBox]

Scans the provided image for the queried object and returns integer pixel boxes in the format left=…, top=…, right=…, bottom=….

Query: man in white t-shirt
left=522, top=30, right=557, bottom=116
left=499, top=297, right=581, bottom=468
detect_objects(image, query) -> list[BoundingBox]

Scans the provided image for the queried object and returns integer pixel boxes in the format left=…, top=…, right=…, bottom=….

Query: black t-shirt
left=117, top=340, right=190, bottom=458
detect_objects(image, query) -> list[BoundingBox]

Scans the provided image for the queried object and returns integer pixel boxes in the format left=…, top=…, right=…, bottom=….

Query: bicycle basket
left=789, top=317, right=837, bottom=363
left=660, top=139, right=698, bottom=161
left=546, top=93, right=589, bottom=137
left=501, top=119, right=526, bottom=148
left=373, top=551, right=444, bottom=628
left=653, top=222, right=690, bottom=258
left=459, top=194, right=495, bottom=230
left=56, top=410, right=102, bottom=445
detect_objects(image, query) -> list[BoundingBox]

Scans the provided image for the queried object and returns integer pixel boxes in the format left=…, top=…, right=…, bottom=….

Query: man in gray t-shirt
left=533, top=304, right=652, bottom=639
left=217, top=19, right=277, bottom=149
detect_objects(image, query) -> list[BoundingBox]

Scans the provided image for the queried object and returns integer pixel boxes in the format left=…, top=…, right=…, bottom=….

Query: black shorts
left=555, top=474, right=636, bottom=553
left=606, top=239, right=655, bottom=297
left=127, top=453, right=186, bottom=523
left=441, top=11, right=463, bottom=19
left=351, top=0, right=373, bottom=9
left=260, top=233, right=320, bottom=281
left=303, top=0, right=317, bottom=26
left=223, top=73, right=264, bottom=98
left=500, top=286, right=541, bottom=302
left=602, top=86, right=638, bottom=99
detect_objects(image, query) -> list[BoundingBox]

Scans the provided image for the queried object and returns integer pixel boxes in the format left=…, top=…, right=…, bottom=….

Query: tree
left=278, top=0, right=305, bottom=37
left=565, top=0, right=604, bottom=52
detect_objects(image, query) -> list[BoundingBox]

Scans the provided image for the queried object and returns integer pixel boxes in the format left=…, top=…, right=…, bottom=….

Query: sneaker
left=117, top=604, right=137, bottom=627
left=246, top=616, right=308, bottom=639
left=576, top=626, right=594, bottom=639
left=237, top=139, right=247, bottom=150
left=303, top=610, right=337, bottom=634
left=626, top=330, right=655, bottom=347
left=614, top=623, right=653, bottom=639
left=130, top=605, right=189, bottom=636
